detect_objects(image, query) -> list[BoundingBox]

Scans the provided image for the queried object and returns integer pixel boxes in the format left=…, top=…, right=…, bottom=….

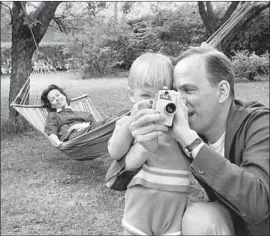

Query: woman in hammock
left=41, top=84, right=110, bottom=147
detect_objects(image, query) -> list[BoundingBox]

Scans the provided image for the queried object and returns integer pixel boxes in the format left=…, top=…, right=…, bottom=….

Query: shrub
left=231, top=50, right=269, bottom=81
left=1, top=46, right=12, bottom=74
left=63, top=17, right=133, bottom=78
left=1, top=42, right=69, bottom=75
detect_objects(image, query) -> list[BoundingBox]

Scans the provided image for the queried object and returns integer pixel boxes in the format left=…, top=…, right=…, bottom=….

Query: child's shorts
left=122, top=185, right=188, bottom=235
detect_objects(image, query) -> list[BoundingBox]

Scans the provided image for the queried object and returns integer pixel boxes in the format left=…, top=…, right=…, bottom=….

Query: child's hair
left=41, top=84, right=70, bottom=111
left=128, top=52, right=173, bottom=89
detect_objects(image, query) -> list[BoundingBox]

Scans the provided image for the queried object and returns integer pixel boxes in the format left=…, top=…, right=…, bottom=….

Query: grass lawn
left=1, top=71, right=269, bottom=235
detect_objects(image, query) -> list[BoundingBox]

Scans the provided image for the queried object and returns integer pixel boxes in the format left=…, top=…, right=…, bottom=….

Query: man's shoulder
left=234, top=99, right=269, bottom=114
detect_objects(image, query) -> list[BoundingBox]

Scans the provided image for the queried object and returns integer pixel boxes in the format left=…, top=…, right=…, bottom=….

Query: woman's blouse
left=44, top=107, right=95, bottom=141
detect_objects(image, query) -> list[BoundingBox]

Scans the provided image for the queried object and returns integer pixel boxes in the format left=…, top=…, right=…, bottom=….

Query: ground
left=1, top=71, right=269, bottom=235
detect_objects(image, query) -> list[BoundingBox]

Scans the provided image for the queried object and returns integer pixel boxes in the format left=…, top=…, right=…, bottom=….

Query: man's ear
left=218, top=80, right=230, bottom=103
left=127, top=87, right=135, bottom=103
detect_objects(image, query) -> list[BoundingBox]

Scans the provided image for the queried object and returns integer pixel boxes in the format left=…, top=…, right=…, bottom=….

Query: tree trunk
left=8, top=1, right=61, bottom=133
left=114, top=2, right=118, bottom=23
left=221, top=2, right=270, bottom=52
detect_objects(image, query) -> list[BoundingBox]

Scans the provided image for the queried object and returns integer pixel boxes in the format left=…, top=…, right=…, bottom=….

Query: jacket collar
left=56, top=105, right=73, bottom=113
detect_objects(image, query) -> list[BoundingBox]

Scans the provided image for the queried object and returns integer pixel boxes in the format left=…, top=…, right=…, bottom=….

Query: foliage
left=1, top=46, right=12, bottom=74
left=231, top=50, right=269, bottom=81
left=1, top=43, right=69, bottom=74
left=152, top=4, right=207, bottom=56
left=1, top=1, right=269, bottom=77
left=228, top=9, right=270, bottom=56
left=63, top=14, right=132, bottom=77
left=0, top=2, right=12, bottom=41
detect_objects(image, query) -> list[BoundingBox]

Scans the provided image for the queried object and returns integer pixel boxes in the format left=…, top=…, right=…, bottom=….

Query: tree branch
left=220, top=1, right=240, bottom=26
left=222, top=2, right=270, bottom=51
left=52, top=16, right=68, bottom=35
left=198, top=1, right=213, bottom=36
left=206, top=2, right=217, bottom=33
left=29, top=2, right=62, bottom=43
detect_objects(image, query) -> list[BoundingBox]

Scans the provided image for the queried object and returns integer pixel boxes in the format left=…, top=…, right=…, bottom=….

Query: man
left=106, top=45, right=269, bottom=235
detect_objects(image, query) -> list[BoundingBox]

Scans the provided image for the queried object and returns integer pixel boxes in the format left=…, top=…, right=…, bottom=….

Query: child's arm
left=125, top=142, right=149, bottom=170
left=108, top=116, right=133, bottom=160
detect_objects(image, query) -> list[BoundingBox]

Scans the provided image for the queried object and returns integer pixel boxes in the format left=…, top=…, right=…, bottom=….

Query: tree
left=8, top=1, right=61, bottom=132
left=198, top=1, right=270, bottom=52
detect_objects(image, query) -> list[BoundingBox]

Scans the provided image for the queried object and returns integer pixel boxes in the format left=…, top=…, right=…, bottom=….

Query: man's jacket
left=105, top=99, right=269, bottom=236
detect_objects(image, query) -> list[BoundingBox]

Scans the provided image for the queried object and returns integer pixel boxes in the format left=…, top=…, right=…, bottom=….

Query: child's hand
left=131, top=100, right=153, bottom=117
left=116, top=116, right=131, bottom=127
left=129, top=108, right=168, bottom=153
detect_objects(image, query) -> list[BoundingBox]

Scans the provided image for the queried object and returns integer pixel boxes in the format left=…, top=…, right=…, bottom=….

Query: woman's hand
left=67, top=122, right=90, bottom=133
left=129, top=100, right=168, bottom=152
left=49, top=134, right=64, bottom=147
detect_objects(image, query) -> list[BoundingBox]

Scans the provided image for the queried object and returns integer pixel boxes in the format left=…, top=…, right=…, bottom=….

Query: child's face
left=130, top=86, right=160, bottom=103
left=47, top=89, right=68, bottom=109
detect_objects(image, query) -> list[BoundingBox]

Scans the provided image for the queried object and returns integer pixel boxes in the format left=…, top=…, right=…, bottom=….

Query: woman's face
left=47, top=89, right=68, bottom=110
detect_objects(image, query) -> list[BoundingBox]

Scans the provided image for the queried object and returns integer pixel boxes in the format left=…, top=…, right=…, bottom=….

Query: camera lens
left=165, top=103, right=177, bottom=114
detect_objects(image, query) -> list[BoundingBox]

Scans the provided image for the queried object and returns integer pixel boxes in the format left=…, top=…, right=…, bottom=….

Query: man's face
left=173, top=55, right=221, bottom=135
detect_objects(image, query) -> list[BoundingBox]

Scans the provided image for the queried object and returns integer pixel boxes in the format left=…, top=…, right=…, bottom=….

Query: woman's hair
left=128, top=52, right=173, bottom=89
left=41, top=84, right=70, bottom=111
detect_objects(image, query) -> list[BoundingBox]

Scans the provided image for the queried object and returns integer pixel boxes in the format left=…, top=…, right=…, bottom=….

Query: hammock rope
left=206, top=2, right=253, bottom=47
left=11, top=1, right=254, bottom=160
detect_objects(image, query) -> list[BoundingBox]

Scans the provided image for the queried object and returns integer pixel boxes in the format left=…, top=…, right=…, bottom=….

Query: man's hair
left=41, top=84, right=70, bottom=111
left=176, top=45, right=235, bottom=98
left=128, top=52, right=173, bottom=89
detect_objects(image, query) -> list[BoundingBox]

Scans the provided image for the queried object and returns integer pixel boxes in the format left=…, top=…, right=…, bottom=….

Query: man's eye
left=184, top=88, right=194, bottom=93
left=141, top=94, right=151, bottom=98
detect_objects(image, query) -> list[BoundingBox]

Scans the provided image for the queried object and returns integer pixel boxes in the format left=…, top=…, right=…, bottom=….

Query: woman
left=41, top=84, right=108, bottom=146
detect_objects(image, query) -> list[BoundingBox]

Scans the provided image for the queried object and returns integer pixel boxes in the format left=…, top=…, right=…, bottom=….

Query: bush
left=1, top=46, right=12, bottom=74
left=1, top=42, right=69, bottom=75
left=63, top=17, right=133, bottom=78
left=231, top=50, right=269, bottom=81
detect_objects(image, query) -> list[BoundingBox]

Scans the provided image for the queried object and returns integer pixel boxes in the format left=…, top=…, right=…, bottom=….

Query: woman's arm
left=108, top=116, right=134, bottom=160
left=49, top=134, right=63, bottom=147
left=44, top=112, right=63, bottom=147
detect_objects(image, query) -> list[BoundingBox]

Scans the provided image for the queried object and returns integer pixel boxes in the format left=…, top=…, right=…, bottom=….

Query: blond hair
left=128, top=52, right=173, bottom=89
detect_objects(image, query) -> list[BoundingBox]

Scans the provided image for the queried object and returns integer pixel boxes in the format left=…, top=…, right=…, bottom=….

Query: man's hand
left=172, top=96, right=198, bottom=146
left=129, top=100, right=168, bottom=152
left=67, top=122, right=90, bottom=133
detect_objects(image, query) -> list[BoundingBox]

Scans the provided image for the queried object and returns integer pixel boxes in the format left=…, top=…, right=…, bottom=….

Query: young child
left=107, top=52, right=190, bottom=235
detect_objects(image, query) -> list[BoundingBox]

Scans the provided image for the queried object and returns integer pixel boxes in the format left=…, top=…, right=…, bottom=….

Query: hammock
left=10, top=2, right=253, bottom=161
left=11, top=90, right=129, bottom=161
left=10, top=54, right=130, bottom=161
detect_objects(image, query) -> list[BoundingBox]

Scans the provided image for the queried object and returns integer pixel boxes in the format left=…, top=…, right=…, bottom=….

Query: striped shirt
left=128, top=133, right=190, bottom=193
